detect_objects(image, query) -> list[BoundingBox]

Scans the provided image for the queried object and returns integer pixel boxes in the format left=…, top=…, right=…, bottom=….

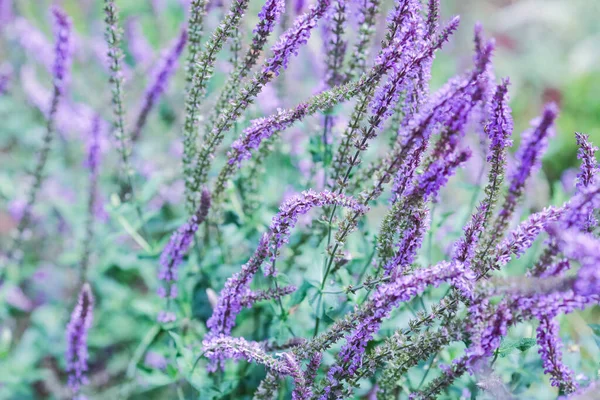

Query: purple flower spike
left=575, top=132, right=598, bottom=191
left=157, top=188, right=210, bottom=320
left=51, top=6, right=73, bottom=95
left=537, top=316, right=578, bottom=392
left=265, top=0, right=332, bottom=76
left=495, top=103, right=558, bottom=232
left=133, top=29, right=188, bottom=141
left=325, top=261, right=473, bottom=390
left=66, top=283, right=94, bottom=396
left=266, top=189, right=368, bottom=275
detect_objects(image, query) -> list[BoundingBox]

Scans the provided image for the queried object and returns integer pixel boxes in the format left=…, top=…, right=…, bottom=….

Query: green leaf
left=498, top=338, right=537, bottom=357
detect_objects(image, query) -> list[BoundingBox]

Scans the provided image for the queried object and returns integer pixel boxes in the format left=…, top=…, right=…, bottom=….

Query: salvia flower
left=132, top=29, right=187, bottom=141
left=537, top=316, right=578, bottom=392
left=266, top=189, right=368, bottom=275
left=65, top=283, right=94, bottom=396
left=491, top=103, right=558, bottom=241
left=574, top=132, right=598, bottom=191
left=51, top=6, right=73, bottom=95
left=157, top=188, right=210, bottom=322
left=325, top=261, right=473, bottom=392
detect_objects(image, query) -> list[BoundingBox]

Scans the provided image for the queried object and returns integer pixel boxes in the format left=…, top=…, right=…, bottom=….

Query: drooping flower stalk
left=132, top=29, right=188, bottom=142
left=157, top=188, right=211, bottom=323
left=190, top=0, right=333, bottom=210
left=321, top=261, right=473, bottom=397
left=66, top=283, right=95, bottom=397
left=80, top=115, right=102, bottom=284
left=182, top=0, right=252, bottom=212
left=203, top=336, right=309, bottom=397
left=206, top=190, right=367, bottom=350
left=2, top=6, right=72, bottom=270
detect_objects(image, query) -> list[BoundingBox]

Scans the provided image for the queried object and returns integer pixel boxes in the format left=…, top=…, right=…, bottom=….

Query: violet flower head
left=294, top=0, right=306, bottom=15
left=453, top=203, right=487, bottom=266
left=206, top=234, right=270, bottom=349
left=255, top=0, right=285, bottom=38
left=465, top=298, right=512, bottom=368
left=330, top=261, right=473, bottom=384
left=51, top=6, right=73, bottom=95
left=537, top=316, right=578, bottom=392
left=574, top=132, right=598, bottom=191
left=133, top=28, right=187, bottom=141
left=501, top=103, right=558, bottom=214
left=407, top=148, right=472, bottom=202
left=264, top=0, right=332, bottom=76
left=157, top=188, right=210, bottom=322
left=65, top=283, right=95, bottom=395
left=496, top=206, right=564, bottom=267
left=0, top=65, right=10, bottom=95
left=485, top=78, right=513, bottom=161
left=265, top=189, right=368, bottom=275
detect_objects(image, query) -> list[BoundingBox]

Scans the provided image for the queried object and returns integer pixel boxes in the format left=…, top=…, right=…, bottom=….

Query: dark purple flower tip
left=66, top=283, right=94, bottom=395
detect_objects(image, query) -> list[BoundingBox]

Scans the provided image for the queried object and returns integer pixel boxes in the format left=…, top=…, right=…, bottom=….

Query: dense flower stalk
left=488, top=103, right=558, bottom=245
left=2, top=6, right=72, bottom=270
left=66, top=283, right=95, bottom=396
left=157, top=188, right=211, bottom=322
left=103, top=0, right=135, bottom=191
left=190, top=0, right=333, bottom=209
left=574, top=132, right=598, bottom=191
left=132, top=29, right=188, bottom=142
left=182, top=0, right=251, bottom=211
left=537, top=316, right=578, bottom=392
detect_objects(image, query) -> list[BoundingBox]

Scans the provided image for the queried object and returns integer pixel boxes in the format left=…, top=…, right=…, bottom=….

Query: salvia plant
left=0, top=0, right=599, bottom=399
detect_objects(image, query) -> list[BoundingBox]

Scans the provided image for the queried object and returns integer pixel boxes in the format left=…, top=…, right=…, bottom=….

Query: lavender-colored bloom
left=465, top=298, right=512, bottom=368
left=550, top=228, right=600, bottom=297
left=537, top=316, right=578, bottom=392
left=266, top=189, right=368, bottom=275
left=494, top=103, right=558, bottom=234
left=453, top=203, right=487, bottom=266
left=66, top=283, right=94, bottom=395
left=324, top=261, right=473, bottom=392
left=203, top=336, right=307, bottom=396
left=265, top=0, right=332, bottom=76
left=294, top=0, right=306, bottom=15
left=485, top=79, right=513, bottom=161
left=255, top=0, right=285, bottom=38
left=382, top=208, right=430, bottom=277
left=574, top=132, right=598, bottom=191
left=406, top=149, right=471, bottom=202
left=10, top=17, right=55, bottom=71
left=51, top=7, right=73, bottom=95
left=144, top=351, right=167, bottom=370
left=132, top=29, right=187, bottom=141
left=495, top=206, right=564, bottom=267
left=157, top=188, right=210, bottom=322
left=207, top=190, right=366, bottom=352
